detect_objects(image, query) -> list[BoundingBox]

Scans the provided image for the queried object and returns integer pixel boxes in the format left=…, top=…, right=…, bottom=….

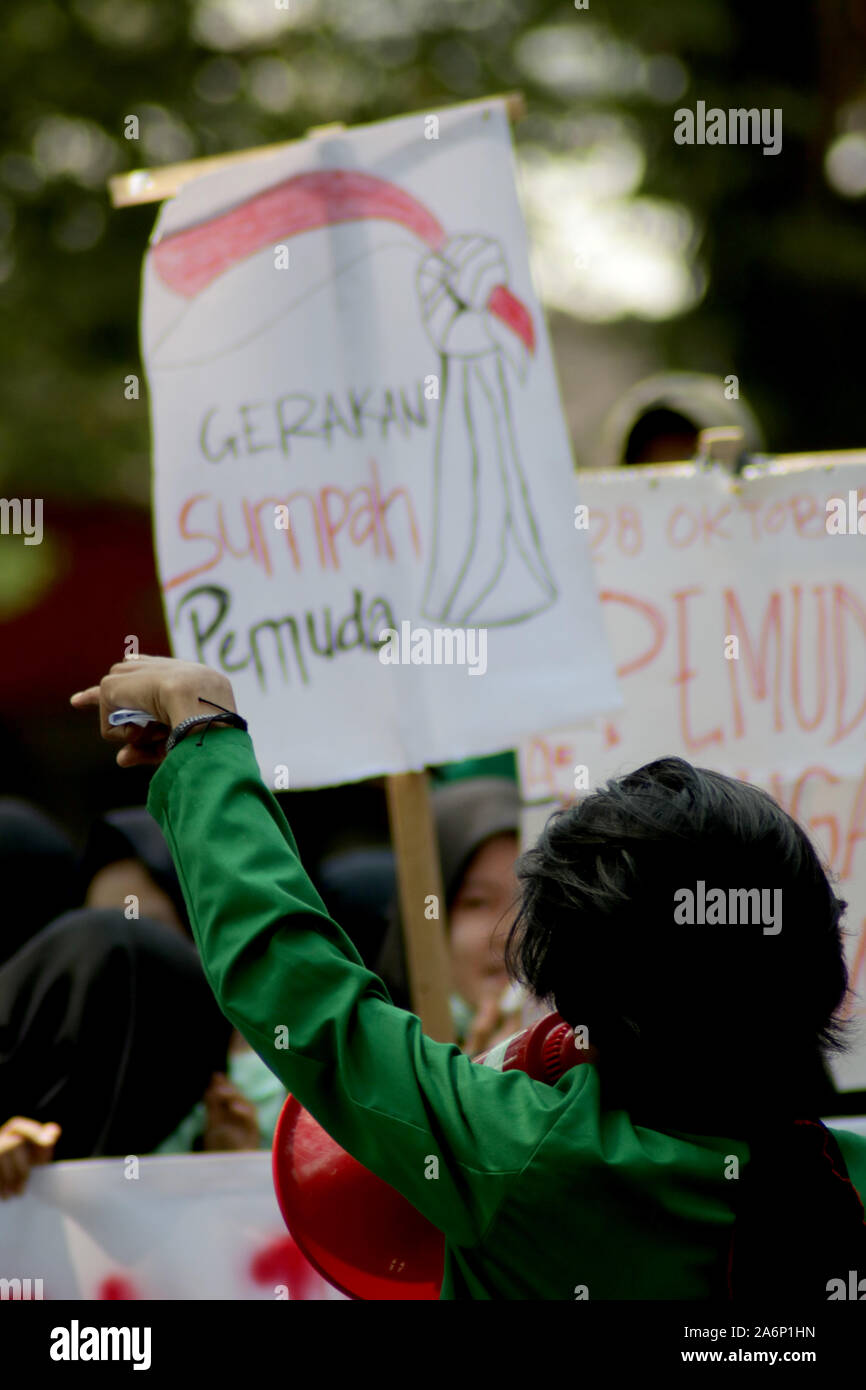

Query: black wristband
left=165, top=700, right=248, bottom=753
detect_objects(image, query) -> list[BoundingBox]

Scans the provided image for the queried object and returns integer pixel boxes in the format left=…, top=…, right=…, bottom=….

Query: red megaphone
left=271, top=1011, right=592, bottom=1300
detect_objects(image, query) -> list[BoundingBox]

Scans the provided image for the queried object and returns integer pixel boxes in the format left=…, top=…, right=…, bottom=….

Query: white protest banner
left=519, top=455, right=866, bottom=1091
left=0, top=1153, right=345, bottom=1300
left=140, top=99, right=618, bottom=789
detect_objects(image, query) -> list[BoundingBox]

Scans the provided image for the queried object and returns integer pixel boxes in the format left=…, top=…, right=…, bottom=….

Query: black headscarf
left=313, top=847, right=396, bottom=970
left=0, top=798, right=79, bottom=966
left=0, top=907, right=232, bottom=1158
left=429, top=778, right=522, bottom=907
left=79, top=807, right=191, bottom=934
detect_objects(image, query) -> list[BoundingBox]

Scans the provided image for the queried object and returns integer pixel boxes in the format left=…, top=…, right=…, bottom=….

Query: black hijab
left=0, top=798, right=78, bottom=966
left=0, top=907, right=232, bottom=1158
left=79, top=807, right=191, bottom=934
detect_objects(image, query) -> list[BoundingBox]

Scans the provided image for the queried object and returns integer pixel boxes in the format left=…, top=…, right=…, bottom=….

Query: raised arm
left=70, top=657, right=581, bottom=1247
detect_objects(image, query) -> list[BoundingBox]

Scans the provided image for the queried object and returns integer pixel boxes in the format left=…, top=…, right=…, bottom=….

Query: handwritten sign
left=519, top=456, right=866, bottom=1092
left=0, top=1154, right=345, bottom=1300
left=141, top=100, right=618, bottom=788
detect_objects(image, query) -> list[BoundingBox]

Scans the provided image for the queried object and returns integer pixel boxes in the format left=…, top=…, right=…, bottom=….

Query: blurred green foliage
left=1, top=0, right=864, bottom=505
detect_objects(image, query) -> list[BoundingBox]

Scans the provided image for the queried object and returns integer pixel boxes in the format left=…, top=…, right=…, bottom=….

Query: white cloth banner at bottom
left=0, top=1153, right=346, bottom=1300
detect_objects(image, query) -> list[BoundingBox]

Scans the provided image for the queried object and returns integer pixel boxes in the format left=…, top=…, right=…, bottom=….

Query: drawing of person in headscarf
left=416, top=233, right=558, bottom=628
left=145, top=169, right=559, bottom=629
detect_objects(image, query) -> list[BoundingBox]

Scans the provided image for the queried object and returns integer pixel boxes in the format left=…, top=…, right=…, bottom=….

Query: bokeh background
left=1, top=0, right=865, bottom=838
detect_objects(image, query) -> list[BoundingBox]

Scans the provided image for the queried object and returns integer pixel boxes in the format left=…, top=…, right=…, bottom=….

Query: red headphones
left=271, top=1011, right=592, bottom=1300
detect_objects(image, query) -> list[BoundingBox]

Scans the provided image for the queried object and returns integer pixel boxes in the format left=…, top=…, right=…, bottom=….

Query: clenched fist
left=70, top=654, right=237, bottom=768
left=417, top=234, right=509, bottom=358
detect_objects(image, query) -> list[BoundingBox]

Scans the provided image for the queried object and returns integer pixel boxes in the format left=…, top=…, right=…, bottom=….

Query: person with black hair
left=71, top=655, right=866, bottom=1300
left=506, top=759, right=865, bottom=1297
left=594, top=370, right=764, bottom=471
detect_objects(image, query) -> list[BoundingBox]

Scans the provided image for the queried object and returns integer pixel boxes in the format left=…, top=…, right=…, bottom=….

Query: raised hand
left=202, top=1074, right=260, bottom=1152
left=70, top=654, right=237, bottom=768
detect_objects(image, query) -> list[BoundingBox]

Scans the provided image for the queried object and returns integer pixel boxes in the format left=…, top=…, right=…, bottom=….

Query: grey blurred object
left=594, top=371, right=764, bottom=472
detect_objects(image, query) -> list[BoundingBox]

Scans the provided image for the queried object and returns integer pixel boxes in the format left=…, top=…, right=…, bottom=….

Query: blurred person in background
left=80, top=809, right=283, bottom=1156
left=595, top=371, right=764, bottom=471
left=0, top=907, right=233, bottom=1172
left=377, top=776, right=528, bottom=1054
left=0, top=808, right=281, bottom=1194
left=81, top=806, right=190, bottom=937
left=0, top=799, right=78, bottom=966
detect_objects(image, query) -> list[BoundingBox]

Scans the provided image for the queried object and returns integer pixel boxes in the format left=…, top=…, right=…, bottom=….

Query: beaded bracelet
left=165, top=698, right=248, bottom=754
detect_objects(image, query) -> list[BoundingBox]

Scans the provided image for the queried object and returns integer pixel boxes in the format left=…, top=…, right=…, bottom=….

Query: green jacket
left=148, top=729, right=866, bottom=1300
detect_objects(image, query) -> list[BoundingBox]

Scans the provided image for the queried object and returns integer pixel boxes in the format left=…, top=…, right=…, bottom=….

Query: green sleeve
left=147, top=729, right=576, bottom=1247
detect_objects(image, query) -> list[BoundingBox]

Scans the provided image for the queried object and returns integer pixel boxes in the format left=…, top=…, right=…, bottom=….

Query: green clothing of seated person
left=71, top=660, right=866, bottom=1300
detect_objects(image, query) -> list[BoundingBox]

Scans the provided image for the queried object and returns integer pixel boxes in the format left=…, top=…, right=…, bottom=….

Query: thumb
left=34, top=1122, right=62, bottom=1147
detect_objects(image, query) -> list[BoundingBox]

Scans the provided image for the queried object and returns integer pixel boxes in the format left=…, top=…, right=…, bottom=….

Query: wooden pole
left=385, top=771, right=454, bottom=1043
left=108, top=92, right=526, bottom=207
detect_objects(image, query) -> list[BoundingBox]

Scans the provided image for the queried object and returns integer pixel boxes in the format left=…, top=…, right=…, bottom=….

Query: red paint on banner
left=153, top=171, right=445, bottom=297
left=98, top=1275, right=139, bottom=1300
left=151, top=169, right=535, bottom=352
left=166, top=464, right=422, bottom=591
left=487, top=283, right=535, bottom=354
left=249, top=1234, right=322, bottom=1299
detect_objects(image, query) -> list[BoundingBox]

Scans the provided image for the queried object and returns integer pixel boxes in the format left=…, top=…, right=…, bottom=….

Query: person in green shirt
left=71, top=655, right=866, bottom=1300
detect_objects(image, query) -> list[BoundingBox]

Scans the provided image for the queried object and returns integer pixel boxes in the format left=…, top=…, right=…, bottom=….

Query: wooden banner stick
left=386, top=771, right=454, bottom=1043
left=697, top=425, right=745, bottom=472
left=109, top=123, right=344, bottom=208
left=108, top=91, right=526, bottom=207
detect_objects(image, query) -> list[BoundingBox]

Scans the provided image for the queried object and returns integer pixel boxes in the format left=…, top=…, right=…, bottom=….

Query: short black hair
left=505, top=757, right=850, bottom=1126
